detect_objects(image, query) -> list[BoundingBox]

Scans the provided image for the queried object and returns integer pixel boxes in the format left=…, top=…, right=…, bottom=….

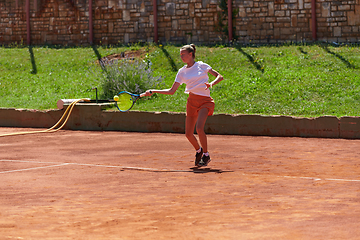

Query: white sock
left=196, top=148, right=202, bottom=153
left=204, top=152, right=209, bottom=156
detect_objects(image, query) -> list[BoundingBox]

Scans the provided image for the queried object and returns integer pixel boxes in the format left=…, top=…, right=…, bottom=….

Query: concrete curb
left=0, top=105, right=359, bottom=139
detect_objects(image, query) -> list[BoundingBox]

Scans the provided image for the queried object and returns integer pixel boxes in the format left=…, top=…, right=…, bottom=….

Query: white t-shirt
left=174, top=61, right=212, bottom=97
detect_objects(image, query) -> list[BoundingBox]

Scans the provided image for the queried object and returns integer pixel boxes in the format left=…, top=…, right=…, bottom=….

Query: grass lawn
left=1, top=43, right=359, bottom=117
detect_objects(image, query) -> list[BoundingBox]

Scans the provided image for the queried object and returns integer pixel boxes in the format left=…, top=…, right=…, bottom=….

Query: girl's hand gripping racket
left=113, top=91, right=151, bottom=112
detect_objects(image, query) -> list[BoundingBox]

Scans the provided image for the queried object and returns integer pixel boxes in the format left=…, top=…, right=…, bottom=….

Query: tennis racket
left=114, top=91, right=151, bottom=112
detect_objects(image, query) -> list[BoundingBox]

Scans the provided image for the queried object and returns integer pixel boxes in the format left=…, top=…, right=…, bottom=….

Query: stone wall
left=2, top=105, right=360, bottom=139
left=0, top=0, right=359, bottom=45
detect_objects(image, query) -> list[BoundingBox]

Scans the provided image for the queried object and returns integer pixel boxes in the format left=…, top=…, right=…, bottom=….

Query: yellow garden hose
left=0, top=99, right=88, bottom=137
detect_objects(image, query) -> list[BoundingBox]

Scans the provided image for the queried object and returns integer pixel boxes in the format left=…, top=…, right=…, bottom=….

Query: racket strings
left=115, top=92, right=135, bottom=111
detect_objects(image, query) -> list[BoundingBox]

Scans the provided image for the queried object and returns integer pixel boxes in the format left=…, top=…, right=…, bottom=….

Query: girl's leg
left=185, top=115, right=200, bottom=150
left=196, top=108, right=209, bottom=153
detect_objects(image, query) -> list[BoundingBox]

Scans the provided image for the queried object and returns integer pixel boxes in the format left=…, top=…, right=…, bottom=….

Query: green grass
left=1, top=43, right=360, bottom=117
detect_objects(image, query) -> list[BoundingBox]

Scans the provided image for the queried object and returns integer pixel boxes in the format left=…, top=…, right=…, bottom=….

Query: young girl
left=144, top=44, right=223, bottom=167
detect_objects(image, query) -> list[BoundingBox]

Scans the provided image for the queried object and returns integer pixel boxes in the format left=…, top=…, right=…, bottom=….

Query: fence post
left=311, top=0, right=317, bottom=41
left=228, top=0, right=233, bottom=43
left=26, top=0, right=31, bottom=45
left=89, top=0, right=93, bottom=44
left=153, top=0, right=158, bottom=43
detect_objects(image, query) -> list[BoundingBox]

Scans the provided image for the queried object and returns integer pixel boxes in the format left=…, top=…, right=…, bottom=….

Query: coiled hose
left=0, top=99, right=87, bottom=137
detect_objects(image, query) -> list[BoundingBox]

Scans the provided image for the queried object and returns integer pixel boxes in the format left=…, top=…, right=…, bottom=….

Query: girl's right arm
left=144, top=82, right=180, bottom=96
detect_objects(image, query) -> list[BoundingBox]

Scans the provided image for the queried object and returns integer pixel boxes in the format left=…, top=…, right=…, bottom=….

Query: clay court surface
left=0, top=127, right=359, bottom=239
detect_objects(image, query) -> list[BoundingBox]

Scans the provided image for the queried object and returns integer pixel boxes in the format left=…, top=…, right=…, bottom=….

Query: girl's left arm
left=205, top=69, right=224, bottom=89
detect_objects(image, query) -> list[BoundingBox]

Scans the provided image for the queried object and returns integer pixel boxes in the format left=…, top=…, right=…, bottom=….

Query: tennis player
left=144, top=44, right=223, bottom=167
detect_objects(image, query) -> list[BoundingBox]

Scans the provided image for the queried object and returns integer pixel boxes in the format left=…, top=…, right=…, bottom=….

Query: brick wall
left=0, top=0, right=359, bottom=46
left=316, top=0, right=360, bottom=43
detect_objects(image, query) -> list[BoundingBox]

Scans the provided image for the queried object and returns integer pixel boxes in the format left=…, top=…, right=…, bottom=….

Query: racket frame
left=115, top=91, right=141, bottom=112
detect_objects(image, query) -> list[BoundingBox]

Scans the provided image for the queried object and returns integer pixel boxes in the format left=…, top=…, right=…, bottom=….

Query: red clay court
left=1, top=127, right=359, bottom=239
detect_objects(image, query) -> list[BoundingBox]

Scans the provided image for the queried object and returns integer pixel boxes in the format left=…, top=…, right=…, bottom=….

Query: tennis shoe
left=195, top=147, right=203, bottom=166
left=199, top=154, right=211, bottom=167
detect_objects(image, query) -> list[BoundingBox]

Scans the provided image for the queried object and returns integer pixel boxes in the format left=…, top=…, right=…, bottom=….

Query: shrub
left=98, top=58, right=164, bottom=99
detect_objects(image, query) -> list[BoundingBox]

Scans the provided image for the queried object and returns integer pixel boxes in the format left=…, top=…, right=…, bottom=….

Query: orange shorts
left=186, top=93, right=215, bottom=117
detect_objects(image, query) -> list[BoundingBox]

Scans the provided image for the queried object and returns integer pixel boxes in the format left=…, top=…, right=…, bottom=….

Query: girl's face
left=180, top=49, right=193, bottom=64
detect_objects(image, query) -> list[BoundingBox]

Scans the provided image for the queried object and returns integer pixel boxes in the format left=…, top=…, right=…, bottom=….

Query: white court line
left=0, top=159, right=60, bottom=164
left=321, top=178, right=360, bottom=182
left=0, top=160, right=191, bottom=173
left=282, top=175, right=360, bottom=182
left=283, top=175, right=322, bottom=181
left=0, top=163, right=70, bottom=174
left=71, top=162, right=193, bottom=172
left=1, top=160, right=360, bottom=182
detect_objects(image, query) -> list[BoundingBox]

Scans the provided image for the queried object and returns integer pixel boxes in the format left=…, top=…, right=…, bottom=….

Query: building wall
left=0, top=0, right=359, bottom=45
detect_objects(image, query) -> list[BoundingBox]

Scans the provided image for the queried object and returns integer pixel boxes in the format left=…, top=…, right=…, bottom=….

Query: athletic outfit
left=175, top=61, right=215, bottom=117
left=175, top=61, right=214, bottom=167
